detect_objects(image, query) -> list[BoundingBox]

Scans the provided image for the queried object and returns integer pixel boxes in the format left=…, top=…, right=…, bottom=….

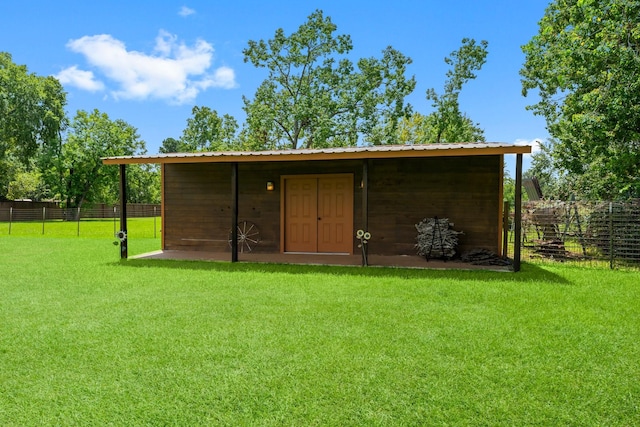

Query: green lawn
left=0, top=236, right=639, bottom=426
left=1, top=217, right=160, bottom=239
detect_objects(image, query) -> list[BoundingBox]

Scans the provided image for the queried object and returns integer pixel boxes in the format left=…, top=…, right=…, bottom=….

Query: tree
left=180, top=106, right=239, bottom=151
left=160, top=107, right=240, bottom=153
left=521, top=0, right=640, bottom=200
left=124, top=164, right=160, bottom=204
left=242, top=9, right=416, bottom=149
left=503, top=173, right=517, bottom=207
left=6, top=170, right=49, bottom=201
left=0, top=153, right=21, bottom=201
left=524, top=140, right=575, bottom=200
left=44, top=109, right=146, bottom=210
left=159, top=137, right=182, bottom=154
left=97, top=163, right=160, bottom=204
left=0, top=52, right=67, bottom=197
left=398, top=38, right=488, bottom=144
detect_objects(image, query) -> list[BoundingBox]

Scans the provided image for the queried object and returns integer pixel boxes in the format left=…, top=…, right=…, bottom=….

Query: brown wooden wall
left=163, top=163, right=233, bottom=251
left=366, top=156, right=502, bottom=255
left=163, top=155, right=502, bottom=256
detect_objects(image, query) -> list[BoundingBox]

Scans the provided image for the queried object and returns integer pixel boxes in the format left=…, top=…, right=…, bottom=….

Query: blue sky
left=1, top=0, right=551, bottom=174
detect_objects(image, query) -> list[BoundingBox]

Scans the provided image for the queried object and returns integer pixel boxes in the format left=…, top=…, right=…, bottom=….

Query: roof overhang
left=102, top=143, right=532, bottom=165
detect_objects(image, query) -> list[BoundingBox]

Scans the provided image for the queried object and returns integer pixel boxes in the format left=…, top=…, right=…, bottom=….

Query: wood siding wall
left=366, top=156, right=501, bottom=255
left=164, top=163, right=233, bottom=251
left=163, top=155, right=502, bottom=255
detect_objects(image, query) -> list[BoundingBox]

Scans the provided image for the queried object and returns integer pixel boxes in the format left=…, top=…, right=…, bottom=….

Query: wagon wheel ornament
left=228, top=221, right=260, bottom=253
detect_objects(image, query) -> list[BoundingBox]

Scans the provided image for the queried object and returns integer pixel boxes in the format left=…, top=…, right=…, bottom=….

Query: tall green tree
left=0, top=52, right=67, bottom=197
left=524, top=140, right=576, bottom=200
left=398, top=38, right=488, bottom=144
left=97, top=163, right=160, bottom=205
left=45, top=109, right=146, bottom=209
left=124, top=164, right=160, bottom=204
left=6, top=170, right=49, bottom=201
left=160, top=107, right=240, bottom=153
left=521, top=0, right=640, bottom=200
left=0, top=154, right=21, bottom=201
left=242, top=9, right=416, bottom=149
left=180, top=106, right=239, bottom=152
left=159, top=137, right=182, bottom=154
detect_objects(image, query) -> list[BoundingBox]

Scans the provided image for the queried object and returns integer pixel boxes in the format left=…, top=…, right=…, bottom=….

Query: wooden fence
left=0, top=203, right=160, bottom=222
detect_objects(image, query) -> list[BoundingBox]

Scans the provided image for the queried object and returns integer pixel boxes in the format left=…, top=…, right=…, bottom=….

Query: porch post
left=513, top=154, right=523, bottom=272
left=119, top=164, right=128, bottom=259
left=362, top=159, right=369, bottom=266
left=231, top=162, right=238, bottom=262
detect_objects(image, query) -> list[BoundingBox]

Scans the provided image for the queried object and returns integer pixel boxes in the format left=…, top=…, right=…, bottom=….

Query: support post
left=513, top=154, right=523, bottom=272
left=119, top=164, right=128, bottom=259
left=361, top=160, right=369, bottom=266
left=231, top=162, right=239, bottom=262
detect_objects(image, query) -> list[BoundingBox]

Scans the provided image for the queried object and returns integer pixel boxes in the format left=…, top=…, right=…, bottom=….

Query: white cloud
left=54, top=65, right=105, bottom=92
left=210, top=66, right=236, bottom=88
left=179, top=6, right=195, bottom=17
left=514, top=138, right=543, bottom=155
left=64, top=31, right=236, bottom=104
left=154, top=30, right=176, bottom=56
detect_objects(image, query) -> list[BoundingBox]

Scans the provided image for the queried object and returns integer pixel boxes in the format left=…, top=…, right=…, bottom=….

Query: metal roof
left=102, top=142, right=532, bottom=165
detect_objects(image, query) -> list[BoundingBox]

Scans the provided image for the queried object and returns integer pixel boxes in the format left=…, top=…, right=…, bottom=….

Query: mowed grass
left=1, top=217, right=161, bottom=239
left=0, top=236, right=639, bottom=426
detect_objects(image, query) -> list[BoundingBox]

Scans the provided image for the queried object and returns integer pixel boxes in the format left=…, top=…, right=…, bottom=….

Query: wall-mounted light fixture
left=266, top=181, right=275, bottom=191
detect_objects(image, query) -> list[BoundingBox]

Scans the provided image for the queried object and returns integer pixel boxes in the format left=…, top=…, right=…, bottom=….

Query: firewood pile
left=461, top=248, right=512, bottom=266
left=415, top=217, right=463, bottom=260
left=532, top=239, right=568, bottom=259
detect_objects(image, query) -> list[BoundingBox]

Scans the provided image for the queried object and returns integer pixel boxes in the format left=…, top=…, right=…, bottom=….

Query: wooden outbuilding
left=103, top=143, right=530, bottom=271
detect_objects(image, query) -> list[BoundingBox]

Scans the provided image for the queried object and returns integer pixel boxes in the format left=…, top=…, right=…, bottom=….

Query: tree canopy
left=521, top=0, right=640, bottom=200
left=160, top=107, right=240, bottom=153
left=0, top=52, right=67, bottom=198
left=179, top=106, right=240, bottom=152
left=47, top=109, right=147, bottom=208
left=398, top=38, right=488, bottom=144
left=242, top=9, right=416, bottom=149
left=0, top=52, right=66, bottom=163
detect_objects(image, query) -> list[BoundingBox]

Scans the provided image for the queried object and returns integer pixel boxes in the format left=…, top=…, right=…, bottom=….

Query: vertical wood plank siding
left=164, top=163, right=233, bottom=251
left=163, top=155, right=501, bottom=256
left=367, top=156, right=500, bottom=255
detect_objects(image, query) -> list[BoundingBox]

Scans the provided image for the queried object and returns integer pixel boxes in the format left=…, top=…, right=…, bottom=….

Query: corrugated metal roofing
left=102, top=142, right=532, bottom=165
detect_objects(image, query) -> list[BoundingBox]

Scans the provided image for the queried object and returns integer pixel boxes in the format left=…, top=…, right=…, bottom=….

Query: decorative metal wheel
left=228, top=221, right=260, bottom=253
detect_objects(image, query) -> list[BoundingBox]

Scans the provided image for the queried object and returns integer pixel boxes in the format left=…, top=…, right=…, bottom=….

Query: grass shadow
left=116, top=257, right=570, bottom=285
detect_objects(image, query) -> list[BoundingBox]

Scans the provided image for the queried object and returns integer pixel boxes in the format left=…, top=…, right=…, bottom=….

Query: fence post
left=113, top=206, right=117, bottom=237
left=609, top=202, right=614, bottom=269
left=77, top=207, right=81, bottom=237
left=9, top=207, right=12, bottom=235
left=502, top=201, right=510, bottom=258
left=153, top=206, right=157, bottom=239
left=42, top=207, right=46, bottom=235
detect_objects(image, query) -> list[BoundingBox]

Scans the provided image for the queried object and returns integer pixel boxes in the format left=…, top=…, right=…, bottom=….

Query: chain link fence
left=519, top=200, right=640, bottom=269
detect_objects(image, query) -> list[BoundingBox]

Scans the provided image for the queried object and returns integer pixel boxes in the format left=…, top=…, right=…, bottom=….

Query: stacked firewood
left=461, top=248, right=512, bottom=266
left=415, top=217, right=463, bottom=259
